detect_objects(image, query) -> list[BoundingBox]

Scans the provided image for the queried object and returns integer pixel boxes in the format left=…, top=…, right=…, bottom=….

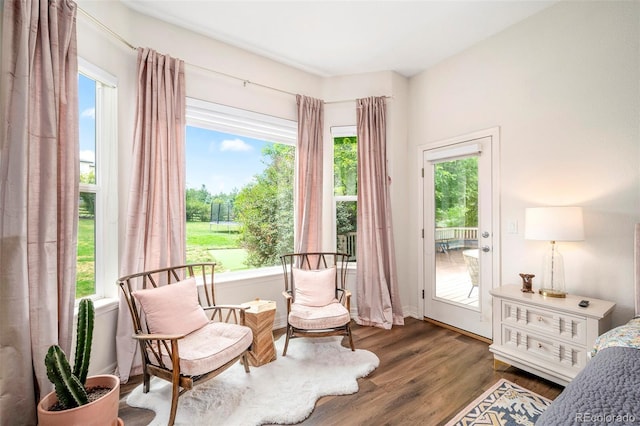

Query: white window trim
left=78, top=58, right=119, bottom=301
left=186, top=98, right=297, bottom=145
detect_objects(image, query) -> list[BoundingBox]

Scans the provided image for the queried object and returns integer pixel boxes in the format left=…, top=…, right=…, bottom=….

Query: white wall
left=408, top=1, right=640, bottom=326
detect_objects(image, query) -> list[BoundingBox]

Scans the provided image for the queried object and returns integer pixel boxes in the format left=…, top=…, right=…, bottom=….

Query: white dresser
left=489, top=284, right=615, bottom=386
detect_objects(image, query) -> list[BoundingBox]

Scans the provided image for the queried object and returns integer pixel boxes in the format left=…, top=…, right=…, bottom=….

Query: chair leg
left=168, top=377, right=180, bottom=426
left=242, top=352, right=250, bottom=373
left=282, top=326, right=292, bottom=356
left=346, top=325, right=355, bottom=351
left=142, top=368, right=150, bottom=393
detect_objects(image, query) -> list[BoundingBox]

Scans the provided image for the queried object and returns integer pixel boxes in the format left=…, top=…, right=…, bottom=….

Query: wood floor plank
left=118, top=317, right=564, bottom=425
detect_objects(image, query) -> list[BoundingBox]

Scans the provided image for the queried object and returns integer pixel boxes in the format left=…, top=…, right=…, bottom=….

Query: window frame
left=77, top=58, right=118, bottom=301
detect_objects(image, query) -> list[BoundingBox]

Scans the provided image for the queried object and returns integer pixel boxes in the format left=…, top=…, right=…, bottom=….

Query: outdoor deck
left=434, top=248, right=479, bottom=307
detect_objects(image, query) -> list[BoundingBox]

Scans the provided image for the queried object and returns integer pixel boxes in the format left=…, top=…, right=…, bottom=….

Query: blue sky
left=185, top=126, right=271, bottom=194
left=78, top=74, right=95, bottom=166
left=79, top=73, right=269, bottom=191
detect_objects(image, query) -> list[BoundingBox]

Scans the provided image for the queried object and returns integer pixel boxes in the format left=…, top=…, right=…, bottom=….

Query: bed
left=536, top=224, right=640, bottom=425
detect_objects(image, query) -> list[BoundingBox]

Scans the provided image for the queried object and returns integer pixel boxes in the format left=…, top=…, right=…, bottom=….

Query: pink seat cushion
left=292, top=266, right=338, bottom=307
left=154, top=322, right=253, bottom=376
left=133, top=277, right=209, bottom=336
left=288, top=302, right=350, bottom=330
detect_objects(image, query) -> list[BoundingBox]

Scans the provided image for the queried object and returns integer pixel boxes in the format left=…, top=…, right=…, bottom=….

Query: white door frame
left=416, top=127, right=501, bottom=336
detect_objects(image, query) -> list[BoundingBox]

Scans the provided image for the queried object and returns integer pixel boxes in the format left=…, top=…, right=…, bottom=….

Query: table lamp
left=524, top=206, right=584, bottom=298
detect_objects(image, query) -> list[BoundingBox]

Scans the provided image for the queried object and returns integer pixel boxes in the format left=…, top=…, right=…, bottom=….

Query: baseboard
left=423, top=317, right=492, bottom=344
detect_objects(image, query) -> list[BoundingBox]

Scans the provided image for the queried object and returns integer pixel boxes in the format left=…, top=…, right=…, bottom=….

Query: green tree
left=334, top=136, right=357, bottom=196
left=434, top=157, right=478, bottom=227
left=234, top=143, right=294, bottom=267
left=186, top=184, right=211, bottom=222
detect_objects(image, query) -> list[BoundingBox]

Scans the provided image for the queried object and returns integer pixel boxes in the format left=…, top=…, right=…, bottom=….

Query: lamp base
left=538, top=288, right=567, bottom=298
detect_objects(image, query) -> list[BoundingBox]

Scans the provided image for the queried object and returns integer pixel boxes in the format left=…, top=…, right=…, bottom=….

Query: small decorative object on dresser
left=519, top=273, right=535, bottom=293
left=489, top=284, right=615, bottom=386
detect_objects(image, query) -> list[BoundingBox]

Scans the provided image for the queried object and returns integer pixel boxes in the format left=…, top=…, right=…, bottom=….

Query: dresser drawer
left=501, top=325, right=586, bottom=371
left=501, top=300, right=586, bottom=345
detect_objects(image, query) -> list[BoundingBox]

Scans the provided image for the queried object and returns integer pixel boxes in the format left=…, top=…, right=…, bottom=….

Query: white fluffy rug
left=126, top=336, right=379, bottom=425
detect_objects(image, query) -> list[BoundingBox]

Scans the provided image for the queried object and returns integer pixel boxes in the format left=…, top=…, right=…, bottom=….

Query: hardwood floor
left=118, top=317, right=563, bottom=425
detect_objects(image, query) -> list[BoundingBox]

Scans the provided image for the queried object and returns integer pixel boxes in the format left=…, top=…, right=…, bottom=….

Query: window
left=185, top=99, right=296, bottom=273
left=332, top=126, right=357, bottom=261
left=77, top=59, right=117, bottom=299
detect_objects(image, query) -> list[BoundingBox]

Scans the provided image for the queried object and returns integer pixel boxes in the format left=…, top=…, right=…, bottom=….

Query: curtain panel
left=295, top=94, right=324, bottom=253
left=0, top=0, right=79, bottom=422
left=355, top=96, right=404, bottom=329
left=115, top=48, right=186, bottom=383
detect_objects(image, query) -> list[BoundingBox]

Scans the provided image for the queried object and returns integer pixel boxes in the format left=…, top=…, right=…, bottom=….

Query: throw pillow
left=293, top=266, right=337, bottom=307
left=133, top=277, right=209, bottom=335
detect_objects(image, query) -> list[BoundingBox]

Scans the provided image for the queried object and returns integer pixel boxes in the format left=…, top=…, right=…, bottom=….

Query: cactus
left=45, top=346, right=89, bottom=408
left=43, top=298, right=95, bottom=409
left=72, top=298, right=94, bottom=384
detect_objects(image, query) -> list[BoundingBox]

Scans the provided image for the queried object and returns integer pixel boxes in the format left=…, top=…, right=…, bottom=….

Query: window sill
left=215, top=266, right=282, bottom=284
left=74, top=297, right=119, bottom=316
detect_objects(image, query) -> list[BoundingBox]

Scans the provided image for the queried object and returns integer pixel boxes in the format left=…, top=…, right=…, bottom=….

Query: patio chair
left=463, top=249, right=479, bottom=297
left=280, top=252, right=355, bottom=356
left=117, top=263, right=252, bottom=426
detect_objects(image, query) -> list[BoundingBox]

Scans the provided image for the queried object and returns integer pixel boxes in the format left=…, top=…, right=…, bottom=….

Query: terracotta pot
left=37, top=374, right=123, bottom=426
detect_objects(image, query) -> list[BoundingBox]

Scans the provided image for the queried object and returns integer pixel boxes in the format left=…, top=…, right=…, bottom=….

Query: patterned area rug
left=445, top=379, right=553, bottom=426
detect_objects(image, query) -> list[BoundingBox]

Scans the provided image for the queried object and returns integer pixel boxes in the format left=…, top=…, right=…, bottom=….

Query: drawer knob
left=538, top=343, right=543, bottom=349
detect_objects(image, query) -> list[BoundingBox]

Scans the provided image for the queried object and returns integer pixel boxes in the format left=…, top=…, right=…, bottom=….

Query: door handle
left=481, top=246, right=491, bottom=252
left=482, top=232, right=490, bottom=238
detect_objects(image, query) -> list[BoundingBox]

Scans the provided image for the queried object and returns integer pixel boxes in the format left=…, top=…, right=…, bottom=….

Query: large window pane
left=336, top=200, right=357, bottom=261
left=77, top=73, right=97, bottom=298
left=334, top=134, right=357, bottom=261
left=79, top=74, right=96, bottom=184
left=185, top=126, right=294, bottom=272
left=333, top=136, right=357, bottom=196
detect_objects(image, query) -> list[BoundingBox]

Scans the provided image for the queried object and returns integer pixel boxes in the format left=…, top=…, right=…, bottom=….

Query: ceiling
left=120, top=0, right=556, bottom=78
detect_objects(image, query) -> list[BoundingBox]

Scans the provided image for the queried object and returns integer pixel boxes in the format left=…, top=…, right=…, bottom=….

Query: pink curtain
left=0, top=0, right=79, bottom=421
left=295, top=95, right=324, bottom=253
left=115, top=48, right=186, bottom=382
left=355, top=96, right=404, bottom=329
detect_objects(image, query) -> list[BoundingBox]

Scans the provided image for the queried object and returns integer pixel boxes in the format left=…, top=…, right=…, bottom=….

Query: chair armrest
left=202, top=304, right=248, bottom=325
left=203, top=304, right=248, bottom=312
left=132, top=332, right=186, bottom=341
left=337, top=289, right=351, bottom=312
left=282, top=290, right=292, bottom=312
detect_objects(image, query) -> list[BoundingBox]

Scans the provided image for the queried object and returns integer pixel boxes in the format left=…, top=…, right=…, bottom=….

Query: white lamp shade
left=524, top=207, right=584, bottom=242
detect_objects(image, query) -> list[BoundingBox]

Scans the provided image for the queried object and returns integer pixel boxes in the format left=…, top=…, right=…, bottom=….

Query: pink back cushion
left=133, top=277, right=209, bottom=335
left=293, top=266, right=338, bottom=307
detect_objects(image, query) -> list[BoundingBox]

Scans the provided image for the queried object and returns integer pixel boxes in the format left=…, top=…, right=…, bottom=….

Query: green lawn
left=75, top=220, right=250, bottom=298
left=185, top=221, right=248, bottom=271
left=77, top=218, right=96, bottom=298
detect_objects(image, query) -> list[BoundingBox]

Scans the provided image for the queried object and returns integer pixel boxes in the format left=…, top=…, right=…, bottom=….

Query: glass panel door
left=423, top=135, right=495, bottom=339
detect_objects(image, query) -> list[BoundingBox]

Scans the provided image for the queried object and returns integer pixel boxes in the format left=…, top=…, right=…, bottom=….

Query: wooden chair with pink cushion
left=280, top=252, right=355, bottom=356
left=117, top=263, right=253, bottom=426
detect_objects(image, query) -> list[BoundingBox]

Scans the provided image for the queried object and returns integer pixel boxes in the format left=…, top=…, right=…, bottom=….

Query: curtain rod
left=77, top=6, right=392, bottom=105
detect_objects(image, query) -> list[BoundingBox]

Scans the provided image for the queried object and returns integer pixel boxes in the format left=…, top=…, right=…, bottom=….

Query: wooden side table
left=241, top=299, right=277, bottom=367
